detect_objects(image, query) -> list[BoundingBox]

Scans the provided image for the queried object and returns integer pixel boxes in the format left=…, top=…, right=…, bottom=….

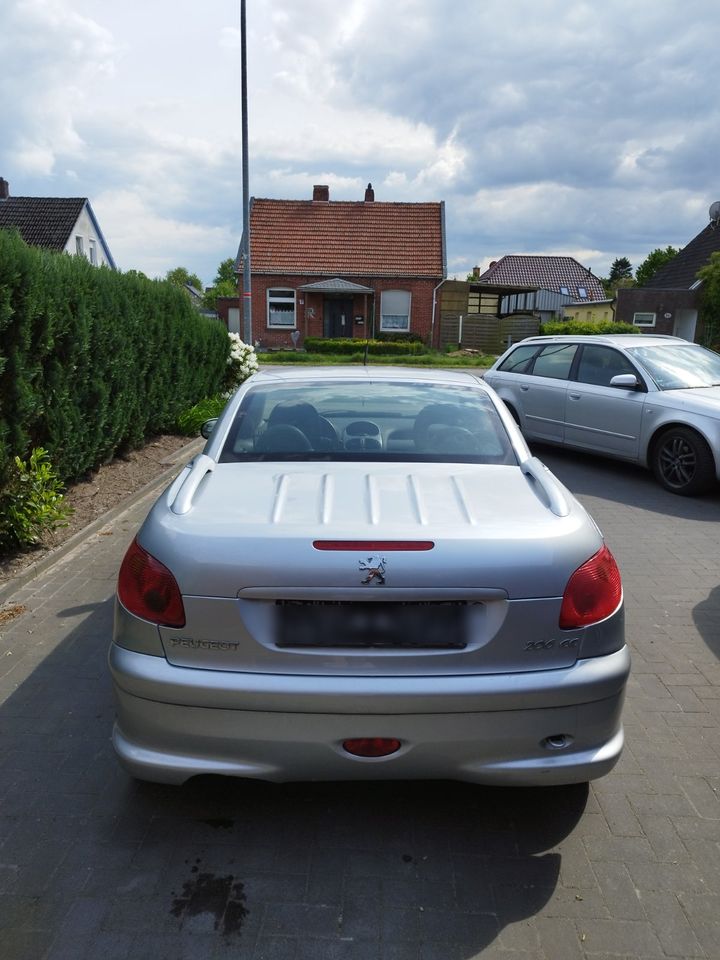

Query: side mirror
left=609, top=374, right=640, bottom=390
left=200, top=418, right=218, bottom=439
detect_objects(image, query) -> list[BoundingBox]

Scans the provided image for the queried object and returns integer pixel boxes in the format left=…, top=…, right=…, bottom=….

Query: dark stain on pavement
left=200, top=817, right=235, bottom=830
left=171, top=862, right=248, bottom=935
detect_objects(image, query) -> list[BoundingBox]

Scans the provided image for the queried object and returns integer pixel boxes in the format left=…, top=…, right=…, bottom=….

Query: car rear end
left=109, top=371, right=629, bottom=786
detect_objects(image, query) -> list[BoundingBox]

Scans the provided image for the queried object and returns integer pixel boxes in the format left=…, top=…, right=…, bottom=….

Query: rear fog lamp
left=343, top=738, right=402, bottom=758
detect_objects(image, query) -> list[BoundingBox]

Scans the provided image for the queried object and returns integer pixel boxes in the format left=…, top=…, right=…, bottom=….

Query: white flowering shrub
left=224, top=333, right=259, bottom=394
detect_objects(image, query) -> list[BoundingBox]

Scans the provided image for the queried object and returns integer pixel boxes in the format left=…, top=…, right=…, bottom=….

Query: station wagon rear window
left=219, top=380, right=517, bottom=464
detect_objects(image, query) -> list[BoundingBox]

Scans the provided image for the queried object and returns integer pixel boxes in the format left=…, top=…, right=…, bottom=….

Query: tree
left=165, top=266, right=203, bottom=292
left=202, top=258, right=239, bottom=311
left=635, top=246, right=680, bottom=287
left=601, top=257, right=635, bottom=296
left=696, top=251, right=720, bottom=348
left=213, top=257, right=238, bottom=288
left=608, top=257, right=633, bottom=283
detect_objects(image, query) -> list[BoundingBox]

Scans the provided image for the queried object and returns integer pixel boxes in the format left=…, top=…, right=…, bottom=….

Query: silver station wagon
left=109, top=367, right=629, bottom=787
left=485, top=334, right=720, bottom=496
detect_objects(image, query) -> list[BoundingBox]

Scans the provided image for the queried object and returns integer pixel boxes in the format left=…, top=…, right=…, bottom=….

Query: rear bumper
left=109, top=644, right=630, bottom=787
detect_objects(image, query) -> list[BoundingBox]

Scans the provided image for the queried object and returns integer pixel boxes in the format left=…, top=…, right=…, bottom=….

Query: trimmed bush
left=540, top=320, right=636, bottom=336
left=303, top=337, right=428, bottom=356
left=0, top=228, right=229, bottom=488
left=374, top=331, right=425, bottom=344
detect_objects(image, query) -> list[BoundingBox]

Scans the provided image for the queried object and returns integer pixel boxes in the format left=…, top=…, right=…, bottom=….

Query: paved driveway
left=1, top=447, right=719, bottom=960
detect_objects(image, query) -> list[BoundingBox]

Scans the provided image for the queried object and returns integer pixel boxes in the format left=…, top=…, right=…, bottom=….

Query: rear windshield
left=218, top=380, right=517, bottom=465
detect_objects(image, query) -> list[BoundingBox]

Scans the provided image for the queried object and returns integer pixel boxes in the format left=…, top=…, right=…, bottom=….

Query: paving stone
left=638, top=890, right=705, bottom=957
left=589, top=861, right=645, bottom=921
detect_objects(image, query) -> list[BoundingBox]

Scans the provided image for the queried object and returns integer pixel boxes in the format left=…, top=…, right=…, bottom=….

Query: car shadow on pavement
left=693, top=584, right=720, bottom=661
left=532, top=443, right=720, bottom=521
left=2, top=598, right=589, bottom=960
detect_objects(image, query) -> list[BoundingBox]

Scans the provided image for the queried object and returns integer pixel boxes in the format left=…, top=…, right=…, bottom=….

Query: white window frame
left=267, top=288, right=296, bottom=329
left=380, top=290, right=411, bottom=332
left=88, top=239, right=97, bottom=265
left=75, top=236, right=84, bottom=255
left=633, top=311, right=656, bottom=328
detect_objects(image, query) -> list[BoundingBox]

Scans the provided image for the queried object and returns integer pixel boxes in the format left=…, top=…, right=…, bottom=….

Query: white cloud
left=0, top=0, right=719, bottom=285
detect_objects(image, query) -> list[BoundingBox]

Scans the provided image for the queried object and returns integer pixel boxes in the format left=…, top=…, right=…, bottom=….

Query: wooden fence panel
left=439, top=314, right=540, bottom=354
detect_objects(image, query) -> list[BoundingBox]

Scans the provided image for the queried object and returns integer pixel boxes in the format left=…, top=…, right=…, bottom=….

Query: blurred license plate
left=276, top=601, right=467, bottom=649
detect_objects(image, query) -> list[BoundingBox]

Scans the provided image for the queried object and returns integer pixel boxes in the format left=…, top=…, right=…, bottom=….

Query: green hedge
left=0, top=229, right=229, bottom=486
left=374, top=331, right=425, bottom=344
left=303, top=337, right=428, bottom=356
left=540, top=320, right=636, bottom=336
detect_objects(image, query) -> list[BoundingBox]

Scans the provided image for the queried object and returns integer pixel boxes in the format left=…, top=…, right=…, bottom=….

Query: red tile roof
left=249, top=198, right=445, bottom=278
left=479, top=255, right=605, bottom=301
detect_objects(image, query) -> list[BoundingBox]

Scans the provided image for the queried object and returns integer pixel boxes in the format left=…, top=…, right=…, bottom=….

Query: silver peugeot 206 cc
left=109, top=366, right=629, bottom=787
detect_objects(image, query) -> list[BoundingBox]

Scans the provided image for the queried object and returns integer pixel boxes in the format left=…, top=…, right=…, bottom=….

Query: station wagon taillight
left=559, top=545, right=622, bottom=629
left=117, top=538, right=185, bottom=627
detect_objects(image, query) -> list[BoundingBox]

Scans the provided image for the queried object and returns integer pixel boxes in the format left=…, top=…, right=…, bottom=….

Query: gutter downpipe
left=430, top=278, right=447, bottom=350
left=430, top=200, right=447, bottom=350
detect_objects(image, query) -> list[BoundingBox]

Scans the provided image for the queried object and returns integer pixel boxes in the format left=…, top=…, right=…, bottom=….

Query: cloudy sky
left=1, top=0, right=719, bottom=286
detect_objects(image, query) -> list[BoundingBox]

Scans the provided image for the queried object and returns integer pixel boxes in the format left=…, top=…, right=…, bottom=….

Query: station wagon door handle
left=568, top=393, right=581, bottom=400
left=520, top=385, right=529, bottom=391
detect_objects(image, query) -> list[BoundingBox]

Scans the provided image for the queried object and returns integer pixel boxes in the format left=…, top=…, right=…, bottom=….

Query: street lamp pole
left=241, top=0, right=252, bottom=343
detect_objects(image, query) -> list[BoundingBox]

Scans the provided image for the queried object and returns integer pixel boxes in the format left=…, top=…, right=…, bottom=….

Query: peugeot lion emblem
left=359, top=556, right=386, bottom=585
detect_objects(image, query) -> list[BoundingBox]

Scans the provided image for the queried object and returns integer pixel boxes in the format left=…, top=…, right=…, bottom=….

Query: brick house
left=615, top=212, right=720, bottom=342
left=224, top=184, right=446, bottom=348
left=0, top=176, right=115, bottom=268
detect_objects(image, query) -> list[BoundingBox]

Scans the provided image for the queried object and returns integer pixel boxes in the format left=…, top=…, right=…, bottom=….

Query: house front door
left=674, top=308, right=698, bottom=342
left=324, top=298, right=354, bottom=338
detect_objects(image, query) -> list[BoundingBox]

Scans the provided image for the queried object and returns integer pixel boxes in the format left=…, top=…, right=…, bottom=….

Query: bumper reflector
left=342, top=738, right=402, bottom=758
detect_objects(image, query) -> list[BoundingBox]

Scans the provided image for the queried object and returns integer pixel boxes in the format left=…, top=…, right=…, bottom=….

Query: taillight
left=117, top=538, right=185, bottom=627
left=559, top=545, right=622, bottom=629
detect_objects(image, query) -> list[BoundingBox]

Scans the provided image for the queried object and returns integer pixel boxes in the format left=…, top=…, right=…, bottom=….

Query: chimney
left=0, top=178, right=8, bottom=201
left=364, top=182, right=375, bottom=202
left=471, top=265, right=480, bottom=280
left=313, top=184, right=329, bottom=201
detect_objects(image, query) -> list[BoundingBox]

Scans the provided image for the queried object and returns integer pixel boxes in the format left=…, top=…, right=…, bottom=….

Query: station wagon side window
left=575, top=345, right=638, bottom=387
left=497, top=344, right=539, bottom=374
left=530, top=344, right=577, bottom=380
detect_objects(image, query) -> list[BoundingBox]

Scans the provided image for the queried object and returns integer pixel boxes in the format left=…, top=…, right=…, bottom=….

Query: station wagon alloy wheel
left=653, top=427, right=715, bottom=496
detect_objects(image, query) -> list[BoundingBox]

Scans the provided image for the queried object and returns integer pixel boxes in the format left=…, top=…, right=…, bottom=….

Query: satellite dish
left=709, top=201, right=720, bottom=223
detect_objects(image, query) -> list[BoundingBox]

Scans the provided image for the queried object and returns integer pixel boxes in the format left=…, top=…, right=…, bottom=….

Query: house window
left=560, top=286, right=569, bottom=296
left=633, top=312, right=656, bottom=327
left=75, top=236, right=84, bottom=255
left=267, top=289, right=296, bottom=328
left=380, top=290, right=411, bottom=331
left=578, top=287, right=588, bottom=299
left=88, top=239, right=97, bottom=265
